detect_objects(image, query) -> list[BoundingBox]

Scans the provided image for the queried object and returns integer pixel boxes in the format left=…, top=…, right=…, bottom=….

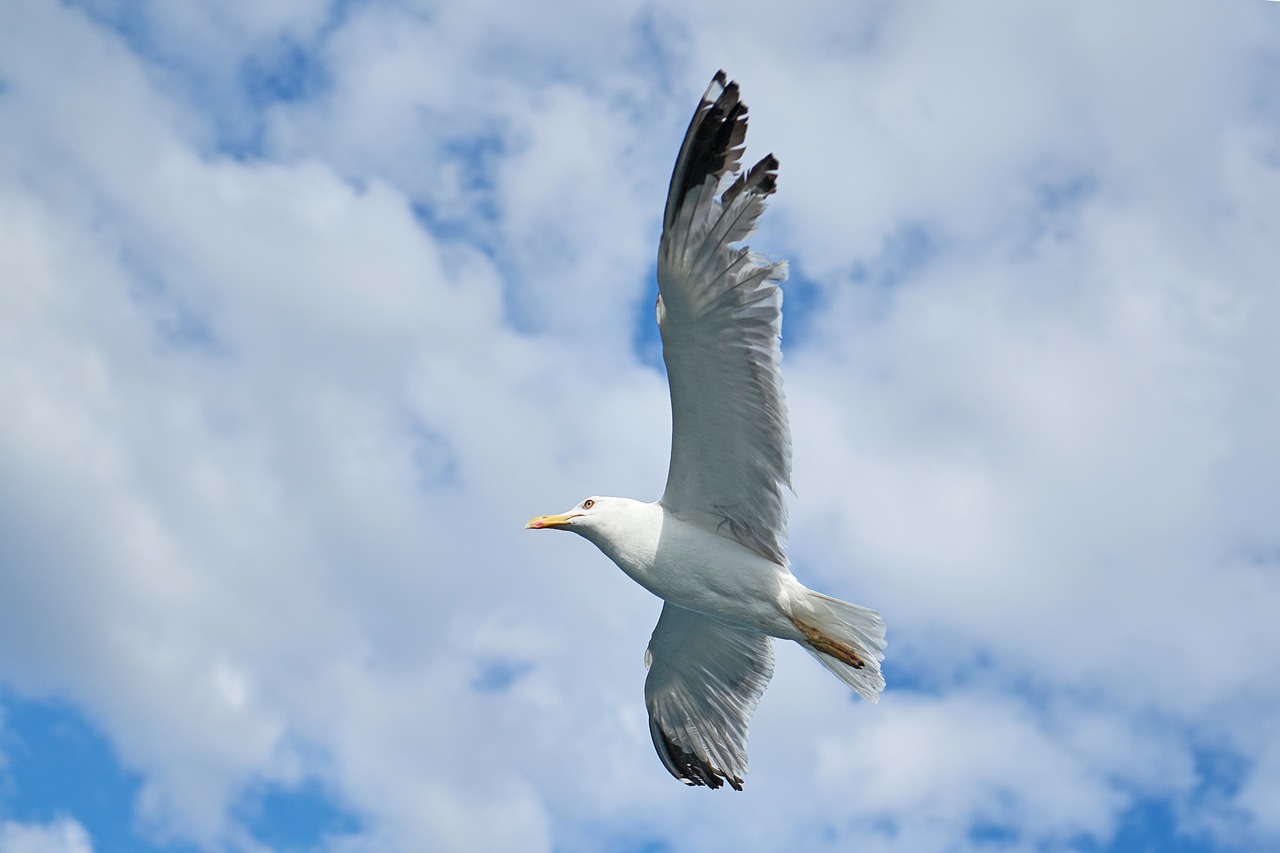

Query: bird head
left=525, top=497, right=604, bottom=532
left=526, top=497, right=658, bottom=563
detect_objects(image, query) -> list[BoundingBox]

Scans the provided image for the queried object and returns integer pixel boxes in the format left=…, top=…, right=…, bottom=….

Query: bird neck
left=580, top=499, right=662, bottom=581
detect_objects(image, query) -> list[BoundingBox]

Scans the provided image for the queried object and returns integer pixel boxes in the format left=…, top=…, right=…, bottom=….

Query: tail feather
left=791, top=590, right=886, bottom=703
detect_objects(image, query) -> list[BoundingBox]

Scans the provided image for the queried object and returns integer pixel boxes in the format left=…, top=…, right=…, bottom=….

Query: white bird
left=527, top=71, right=885, bottom=790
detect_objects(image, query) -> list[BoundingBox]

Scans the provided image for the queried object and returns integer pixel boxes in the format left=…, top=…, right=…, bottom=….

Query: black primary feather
left=664, top=71, right=776, bottom=232
left=649, top=719, right=743, bottom=791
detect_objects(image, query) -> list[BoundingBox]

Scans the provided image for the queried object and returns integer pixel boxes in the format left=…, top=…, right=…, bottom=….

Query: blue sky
left=2, top=0, right=1280, bottom=851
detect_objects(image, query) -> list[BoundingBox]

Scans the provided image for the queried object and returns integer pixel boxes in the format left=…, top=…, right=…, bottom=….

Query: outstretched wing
left=644, top=603, right=775, bottom=790
left=657, top=71, right=791, bottom=564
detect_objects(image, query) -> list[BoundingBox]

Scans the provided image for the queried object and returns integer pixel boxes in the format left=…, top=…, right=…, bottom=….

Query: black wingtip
left=704, top=69, right=728, bottom=101
left=664, top=71, right=758, bottom=230
left=722, top=153, right=778, bottom=207
left=650, top=720, right=744, bottom=791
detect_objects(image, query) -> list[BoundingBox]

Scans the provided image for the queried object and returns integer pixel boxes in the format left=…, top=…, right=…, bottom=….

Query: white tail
left=789, top=588, right=886, bottom=702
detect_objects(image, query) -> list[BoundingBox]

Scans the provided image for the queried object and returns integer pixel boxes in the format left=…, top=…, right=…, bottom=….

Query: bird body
left=554, top=497, right=797, bottom=638
left=527, top=71, right=886, bottom=790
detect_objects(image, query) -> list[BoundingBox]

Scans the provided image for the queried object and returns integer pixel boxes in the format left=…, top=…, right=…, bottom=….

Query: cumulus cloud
left=2, top=0, right=1279, bottom=850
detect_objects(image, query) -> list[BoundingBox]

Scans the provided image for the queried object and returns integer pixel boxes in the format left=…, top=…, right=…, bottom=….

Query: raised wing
left=657, top=71, right=791, bottom=564
left=644, top=603, right=775, bottom=790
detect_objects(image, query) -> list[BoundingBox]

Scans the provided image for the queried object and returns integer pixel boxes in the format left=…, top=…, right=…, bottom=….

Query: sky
left=1, top=0, right=1279, bottom=851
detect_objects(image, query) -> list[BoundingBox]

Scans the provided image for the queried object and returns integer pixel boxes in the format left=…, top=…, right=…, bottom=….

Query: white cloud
left=0, top=819, right=93, bottom=853
left=2, top=0, right=1280, bottom=851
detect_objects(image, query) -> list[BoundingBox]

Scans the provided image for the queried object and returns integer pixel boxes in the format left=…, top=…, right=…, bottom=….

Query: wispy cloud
left=0, top=818, right=93, bottom=853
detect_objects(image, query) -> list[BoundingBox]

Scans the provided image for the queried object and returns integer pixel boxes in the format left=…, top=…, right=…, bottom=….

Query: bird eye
left=583, top=499, right=595, bottom=509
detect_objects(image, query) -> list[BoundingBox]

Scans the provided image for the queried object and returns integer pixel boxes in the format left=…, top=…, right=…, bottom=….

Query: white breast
left=587, top=501, right=796, bottom=634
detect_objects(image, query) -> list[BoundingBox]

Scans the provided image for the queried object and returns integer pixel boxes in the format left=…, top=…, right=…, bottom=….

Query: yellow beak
left=525, top=512, right=580, bottom=530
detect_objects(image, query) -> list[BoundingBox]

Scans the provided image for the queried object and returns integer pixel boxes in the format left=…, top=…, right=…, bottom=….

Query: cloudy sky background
left=3, top=0, right=1280, bottom=850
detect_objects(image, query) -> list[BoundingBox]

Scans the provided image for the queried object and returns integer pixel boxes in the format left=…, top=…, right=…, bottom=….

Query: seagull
left=526, top=71, right=885, bottom=790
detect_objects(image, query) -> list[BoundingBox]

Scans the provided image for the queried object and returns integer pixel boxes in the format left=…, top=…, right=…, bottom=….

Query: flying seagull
left=526, top=71, right=885, bottom=790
